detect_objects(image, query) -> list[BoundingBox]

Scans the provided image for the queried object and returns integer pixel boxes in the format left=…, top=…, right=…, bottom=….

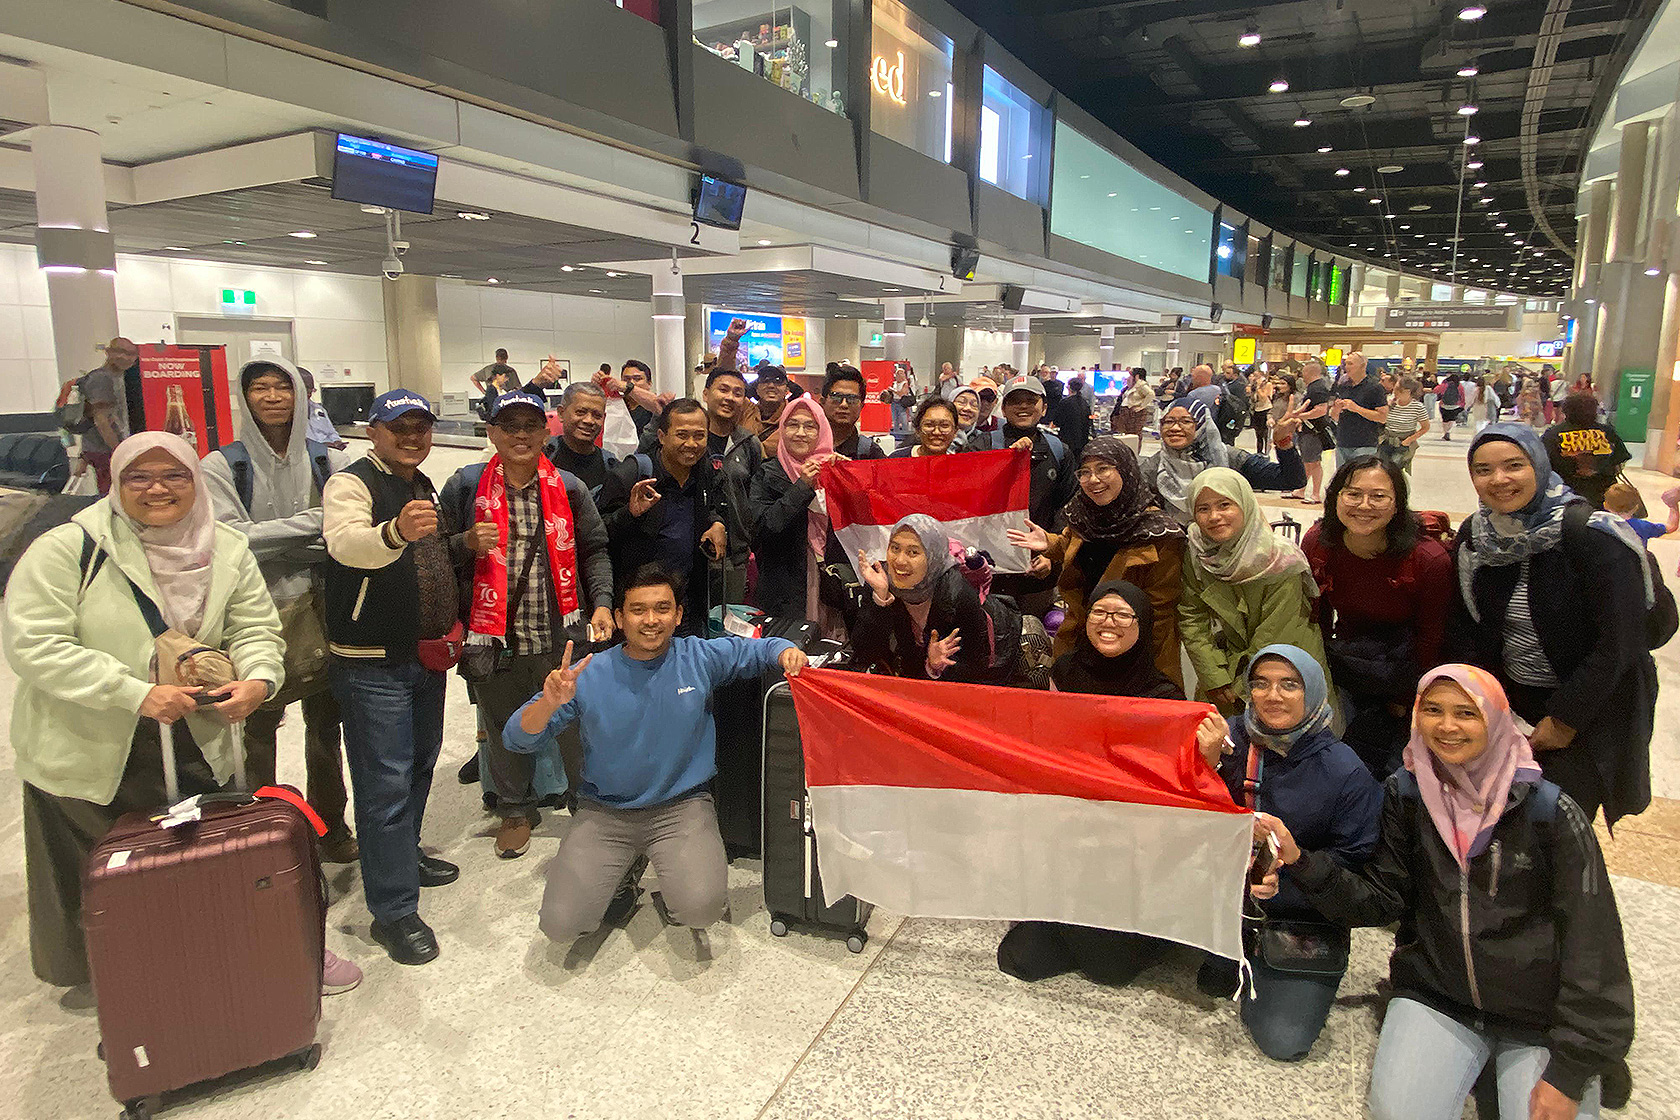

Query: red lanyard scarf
left=469, top=455, right=579, bottom=641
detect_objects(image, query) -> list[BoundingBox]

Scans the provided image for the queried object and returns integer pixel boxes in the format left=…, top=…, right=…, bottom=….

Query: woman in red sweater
left=1302, top=456, right=1453, bottom=777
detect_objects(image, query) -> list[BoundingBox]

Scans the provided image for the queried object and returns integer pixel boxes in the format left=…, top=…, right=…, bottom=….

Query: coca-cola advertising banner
left=138, top=345, right=235, bottom=457
left=858, top=360, right=898, bottom=435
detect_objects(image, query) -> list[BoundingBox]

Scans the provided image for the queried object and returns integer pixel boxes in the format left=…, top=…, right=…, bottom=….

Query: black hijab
left=1062, top=437, right=1184, bottom=545
left=1048, top=580, right=1182, bottom=699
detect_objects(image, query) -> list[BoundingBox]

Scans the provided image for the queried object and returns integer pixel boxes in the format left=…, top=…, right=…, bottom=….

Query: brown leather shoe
left=495, top=816, right=532, bottom=859
left=320, top=832, right=359, bottom=864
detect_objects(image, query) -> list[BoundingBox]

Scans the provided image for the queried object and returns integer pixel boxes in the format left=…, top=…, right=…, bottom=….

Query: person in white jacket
left=201, top=357, right=357, bottom=864
left=5, top=433, right=284, bottom=991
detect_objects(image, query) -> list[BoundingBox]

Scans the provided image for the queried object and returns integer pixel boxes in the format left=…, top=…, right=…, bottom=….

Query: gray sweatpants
left=537, top=792, right=728, bottom=942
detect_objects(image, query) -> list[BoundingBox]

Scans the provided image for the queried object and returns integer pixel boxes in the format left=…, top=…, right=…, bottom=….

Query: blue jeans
left=1336, top=444, right=1380, bottom=470
left=1239, top=953, right=1344, bottom=1061
left=330, top=656, right=447, bottom=923
left=1369, top=997, right=1602, bottom=1120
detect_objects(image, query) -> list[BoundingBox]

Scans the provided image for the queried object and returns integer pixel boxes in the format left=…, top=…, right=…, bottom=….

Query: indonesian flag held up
left=786, top=669, right=1252, bottom=961
left=823, top=448, right=1033, bottom=576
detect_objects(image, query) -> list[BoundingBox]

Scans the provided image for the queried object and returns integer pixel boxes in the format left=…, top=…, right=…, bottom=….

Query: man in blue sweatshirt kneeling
left=508, top=562, right=808, bottom=942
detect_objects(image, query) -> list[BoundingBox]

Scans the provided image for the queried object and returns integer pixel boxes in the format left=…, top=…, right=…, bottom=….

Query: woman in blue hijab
left=1446, top=422, right=1659, bottom=827
left=1206, top=644, right=1383, bottom=1063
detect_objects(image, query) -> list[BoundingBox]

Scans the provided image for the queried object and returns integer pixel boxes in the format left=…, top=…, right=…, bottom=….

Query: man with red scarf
left=441, top=391, right=614, bottom=859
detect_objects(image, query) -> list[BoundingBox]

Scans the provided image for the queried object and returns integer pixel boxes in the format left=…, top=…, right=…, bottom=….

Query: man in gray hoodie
left=202, top=358, right=357, bottom=863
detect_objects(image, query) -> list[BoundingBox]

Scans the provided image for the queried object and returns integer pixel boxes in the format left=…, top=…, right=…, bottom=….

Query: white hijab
left=108, top=432, right=216, bottom=637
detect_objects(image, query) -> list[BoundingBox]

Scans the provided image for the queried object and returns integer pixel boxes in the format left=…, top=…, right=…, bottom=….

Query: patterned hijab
left=1062, top=437, right=1184, bottom=545
left=1186, top=468, right=1315, bottom=590
left=774, top=396, right=835, bottom=561
left=887, top=514, right=955, bottom=605
left=108, top=432, right=217, bottom=638
left=1242, top=644, right=1334, bottom=756
left=1150, top=404, right=1234, bottom=523
left=1405, top=665, right=1541, bottom=867
left=1459, top=424, right=1651, bottom=621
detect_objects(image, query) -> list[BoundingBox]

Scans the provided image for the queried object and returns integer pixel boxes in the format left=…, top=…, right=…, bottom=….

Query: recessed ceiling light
left=1107, top=192, right=1118, bottom=197
left=1377, top=164, right=1404, bottom=174
left=1464, top=135, right=1481, bottom=145
left=1335, top=167, right=1351, bottom=176
left=164, top=245, right=190, bottom=251
left=456, top=211, right=491, bottom=221
left=605, top=271, right=620, bottom=277
left=486, top=277, right=499, bottom=284
left=1341, top=94, right=1377, bottom=109
left=1318, top=145, right=1333, bottom=153
left=288, top=230, right=316, bottom=238
left=1458, top=64, right=1480, bottom=77
left=1409, top=204, right=1431, bottom=212
left=1458, top=104, right=1479, bottom=117
left=1239, top=29, right=1262, bottom=47
left=359, top=205, right=386, bottom=215
left=1400, top=224, right=1411, bottom=229
left=1370, top=197, right=1383, bottom=204
left=589, top=288, right=605, bottom=293
left=305, top=259, right=328, bottom=265
left=560, top=265, right=575, bottom=272
left=1293, top=118, right=1311, bottom=127
left=824, top=38, right=838, bottom=47
left=1467, top=160, right=1483, bottom=169
left=757, top=238, right=773, bottom=245
left=929, top=89, right=942, bottom=98
left=1269, top=78, right=1290, bottom=93
left=1459, top=5, right=1487, bottom=20
left=1480, top=196, right=1493, bottom=204
left=1474, top=180, right=1489, bottom=189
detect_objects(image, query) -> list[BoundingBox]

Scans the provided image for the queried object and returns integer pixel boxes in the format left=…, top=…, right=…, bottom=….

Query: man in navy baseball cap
left=485, top=388, right=546, bottom=423
left=367, top=389, right=438, bottom=425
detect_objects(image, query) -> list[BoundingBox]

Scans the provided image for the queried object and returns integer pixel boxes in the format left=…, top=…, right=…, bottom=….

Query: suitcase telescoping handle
left=157, top=715, right=246, bottom=807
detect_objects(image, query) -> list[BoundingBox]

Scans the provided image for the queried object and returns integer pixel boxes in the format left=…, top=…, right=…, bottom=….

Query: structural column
left=883, top=298, right=907, bottom=362
left=651, top=263, right=686, bottom=398
left=1099, top=325, right=1116, bottom=369
left=32, top=125, right=119, bottom=397
left=1011, top=314, right=1031, bottom=372
left=380, top=275, right=442, bottom=403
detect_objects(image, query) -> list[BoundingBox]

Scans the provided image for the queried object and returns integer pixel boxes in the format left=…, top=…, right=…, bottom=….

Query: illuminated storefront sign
left=871, top=51, right=907, bottom=105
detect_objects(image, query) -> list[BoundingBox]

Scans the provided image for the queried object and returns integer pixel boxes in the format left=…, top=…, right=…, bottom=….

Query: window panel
left=694, top=0, right=849, bottom=115
left=980, top=67, right=1046, bottom=202
left=1049, top=122, right=1213, bottom=280
left=870, top=0, right=954, bottom=161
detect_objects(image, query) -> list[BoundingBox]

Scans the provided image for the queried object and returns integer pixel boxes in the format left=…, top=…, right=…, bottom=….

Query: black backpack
left=1560, top=503, right=1678, bottom=651
left=1217, top=381, right=1251, bottom=432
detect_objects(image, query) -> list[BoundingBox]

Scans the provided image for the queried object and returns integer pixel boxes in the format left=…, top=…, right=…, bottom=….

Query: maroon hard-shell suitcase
left=82, top=722, right=326, bottom=1119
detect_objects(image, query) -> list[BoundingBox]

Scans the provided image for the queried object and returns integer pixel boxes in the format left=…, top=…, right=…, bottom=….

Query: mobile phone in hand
left=1249, top=832, right=1280, bottom=885
left=193, top=690, right=221, bottom=707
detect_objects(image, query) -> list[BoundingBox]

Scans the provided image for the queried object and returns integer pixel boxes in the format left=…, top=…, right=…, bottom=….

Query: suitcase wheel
left=296, top=1043, right=323, bottom=1071
left=120, top=1098, right=156, bottom=1120
left=769, top=917, right=789, bottom=938
left=96, top=1042, right=104, bottom=1061
left=846, top=933, right=867, bottom=954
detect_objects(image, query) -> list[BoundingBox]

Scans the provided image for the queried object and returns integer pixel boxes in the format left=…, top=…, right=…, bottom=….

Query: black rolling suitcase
left=760, top=679, right=873, bottom=952
left=712, top=617, right=823, bottom=859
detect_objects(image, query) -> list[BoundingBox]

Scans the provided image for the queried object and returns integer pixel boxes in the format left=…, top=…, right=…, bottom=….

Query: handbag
left=416, top=618, right=466, bottom=673
left=101, top=544, right=238, bottom=692
left=459, top=535, right=542, bottom=683
left=266, top=587, right=329, bottom=708
left=1241, top=744, right=1351, bottom=976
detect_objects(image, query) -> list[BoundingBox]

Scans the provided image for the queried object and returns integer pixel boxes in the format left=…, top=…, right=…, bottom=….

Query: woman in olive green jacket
left=5, top=433, right=283, bottom=987
left=1178, top=467, right=1330, bottom=714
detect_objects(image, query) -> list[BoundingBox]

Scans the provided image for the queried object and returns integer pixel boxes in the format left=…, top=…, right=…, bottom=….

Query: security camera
left=382, top=257, right=404, bottom=280
left=392, top=240, right=411, bottom=257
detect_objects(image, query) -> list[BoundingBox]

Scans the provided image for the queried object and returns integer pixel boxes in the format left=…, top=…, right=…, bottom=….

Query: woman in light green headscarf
left=1178, top=467, right=1330, bottom=714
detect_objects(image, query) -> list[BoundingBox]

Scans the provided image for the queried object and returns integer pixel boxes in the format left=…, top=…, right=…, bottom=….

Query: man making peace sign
left=508, top=562, right=808, bottom=944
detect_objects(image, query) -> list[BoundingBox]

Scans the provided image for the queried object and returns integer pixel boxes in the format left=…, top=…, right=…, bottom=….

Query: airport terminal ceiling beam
left=601, top=245, right=957, bottom=295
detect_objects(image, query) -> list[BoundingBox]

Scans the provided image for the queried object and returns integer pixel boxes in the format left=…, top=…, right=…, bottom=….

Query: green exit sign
left=221, top=288, right=257, bottom=306
left=870, top=331, right=884, bottom=347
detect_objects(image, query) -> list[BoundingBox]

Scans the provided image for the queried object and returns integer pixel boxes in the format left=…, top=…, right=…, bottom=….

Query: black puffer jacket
left=1290, top=775, right=1633, bottom=1102
left=849, top=566, right=993, bottom=683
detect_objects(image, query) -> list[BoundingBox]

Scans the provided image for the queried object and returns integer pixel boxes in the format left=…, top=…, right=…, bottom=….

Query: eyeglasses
left=919, top=421, right=956, bottom=434
left=827, top=393, right=863, bottom=406
left=1249, top=677, right=1305, bottom=695
left=1087, top=608, right=1138, bottom=625
left=1160, top=417, right=1197, bottom=429
left=1339, top=489, right=1394, bottom=508
left=121, top=470, right=194, bottom=491
left=783, top=421, right=819, bottom=436
left=1076, top=465, right=1119, bottom=483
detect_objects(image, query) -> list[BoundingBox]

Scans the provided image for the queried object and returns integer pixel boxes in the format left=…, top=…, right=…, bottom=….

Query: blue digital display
left=694, top=175, right=747, bottom=230
left=331, top=134, right=440, bottom=215
left=707, top=310, right=783, bottom=367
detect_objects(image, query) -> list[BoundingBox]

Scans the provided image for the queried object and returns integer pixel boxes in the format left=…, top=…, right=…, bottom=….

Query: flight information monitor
left=331, top=134, right=440, bottom=215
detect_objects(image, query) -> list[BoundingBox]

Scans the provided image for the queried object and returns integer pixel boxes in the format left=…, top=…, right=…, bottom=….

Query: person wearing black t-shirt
left=1331, top=352, right=1389, bottom=469
left=820, top=365, right=886, bottom=461
left=1285, top=360, right=1335, bottom=503
left=543, top=382, right=616, bottom=494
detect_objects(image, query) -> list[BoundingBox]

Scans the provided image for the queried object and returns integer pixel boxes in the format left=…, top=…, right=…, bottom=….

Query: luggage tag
left=156, top=793, right=207, bottom=830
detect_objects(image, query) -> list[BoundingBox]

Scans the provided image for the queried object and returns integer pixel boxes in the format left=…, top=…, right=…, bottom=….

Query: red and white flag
left=786, top=669, right=1251, bottom=960
left=822, top=449, right=1033, bottom=576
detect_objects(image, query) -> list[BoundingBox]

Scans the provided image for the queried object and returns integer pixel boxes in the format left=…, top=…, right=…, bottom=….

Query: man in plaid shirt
left=441, top=391, right=615, bottom=859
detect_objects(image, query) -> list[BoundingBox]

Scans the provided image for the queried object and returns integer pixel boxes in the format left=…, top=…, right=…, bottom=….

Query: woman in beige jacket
left=5, top=433, right=284, bottom=989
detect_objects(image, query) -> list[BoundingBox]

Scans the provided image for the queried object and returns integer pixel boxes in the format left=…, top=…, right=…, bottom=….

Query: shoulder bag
left=1243, top=744, right=1351, bottom=976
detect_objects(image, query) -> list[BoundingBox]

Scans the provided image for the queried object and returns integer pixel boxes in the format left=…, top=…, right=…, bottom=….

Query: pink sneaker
left=321, top=948, right=363, bottom=996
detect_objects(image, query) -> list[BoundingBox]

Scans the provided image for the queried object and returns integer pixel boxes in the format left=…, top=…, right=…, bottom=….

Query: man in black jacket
left=600, top=399, right=726, bottom=635
left=983, top=374, right=1075, bottom=531
left=543, top=381, right=617, bottom=495
left=1050, top=375, right=1093, bottom=460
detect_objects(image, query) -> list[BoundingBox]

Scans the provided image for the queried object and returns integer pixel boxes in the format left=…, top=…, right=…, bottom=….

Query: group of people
left=10, top=325, right=1665, bottom=1120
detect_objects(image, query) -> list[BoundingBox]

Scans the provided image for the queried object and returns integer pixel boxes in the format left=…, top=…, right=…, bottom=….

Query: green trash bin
left=1614, top=367, right=1655, bottom=442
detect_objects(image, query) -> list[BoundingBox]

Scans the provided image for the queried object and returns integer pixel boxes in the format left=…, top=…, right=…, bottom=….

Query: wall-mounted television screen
left=331, top=134, right=440, bottom=215
left=694, top=174, right=747, bottom=230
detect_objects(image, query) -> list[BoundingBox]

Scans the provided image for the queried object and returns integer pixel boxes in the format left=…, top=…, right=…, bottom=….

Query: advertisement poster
left=138, top=344, right=235, bottom=457
left=782, top=317, right=807, bottom=370
left=707, top=310, right=785, bottom=368
left=858, top=359, right=896, bottom=434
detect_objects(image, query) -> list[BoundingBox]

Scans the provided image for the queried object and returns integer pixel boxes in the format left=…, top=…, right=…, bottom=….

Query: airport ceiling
left=950, top=0, right=1661, bottom=298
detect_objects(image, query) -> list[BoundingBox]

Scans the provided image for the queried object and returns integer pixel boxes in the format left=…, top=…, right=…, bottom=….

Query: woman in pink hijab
left=1257, top=664, right=1634, bottom=1120
left=747, top=395, right=839, bottom=625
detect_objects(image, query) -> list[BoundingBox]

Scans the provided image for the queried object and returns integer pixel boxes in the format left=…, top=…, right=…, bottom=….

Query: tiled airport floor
left=1, top=430, right=1676, bottom=1120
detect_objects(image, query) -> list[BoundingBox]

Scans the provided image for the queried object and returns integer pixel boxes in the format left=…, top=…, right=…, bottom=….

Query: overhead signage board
left=1231, top=337, right=1257, bottom=365
left=1379, top=304, right=1519, bottom=331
